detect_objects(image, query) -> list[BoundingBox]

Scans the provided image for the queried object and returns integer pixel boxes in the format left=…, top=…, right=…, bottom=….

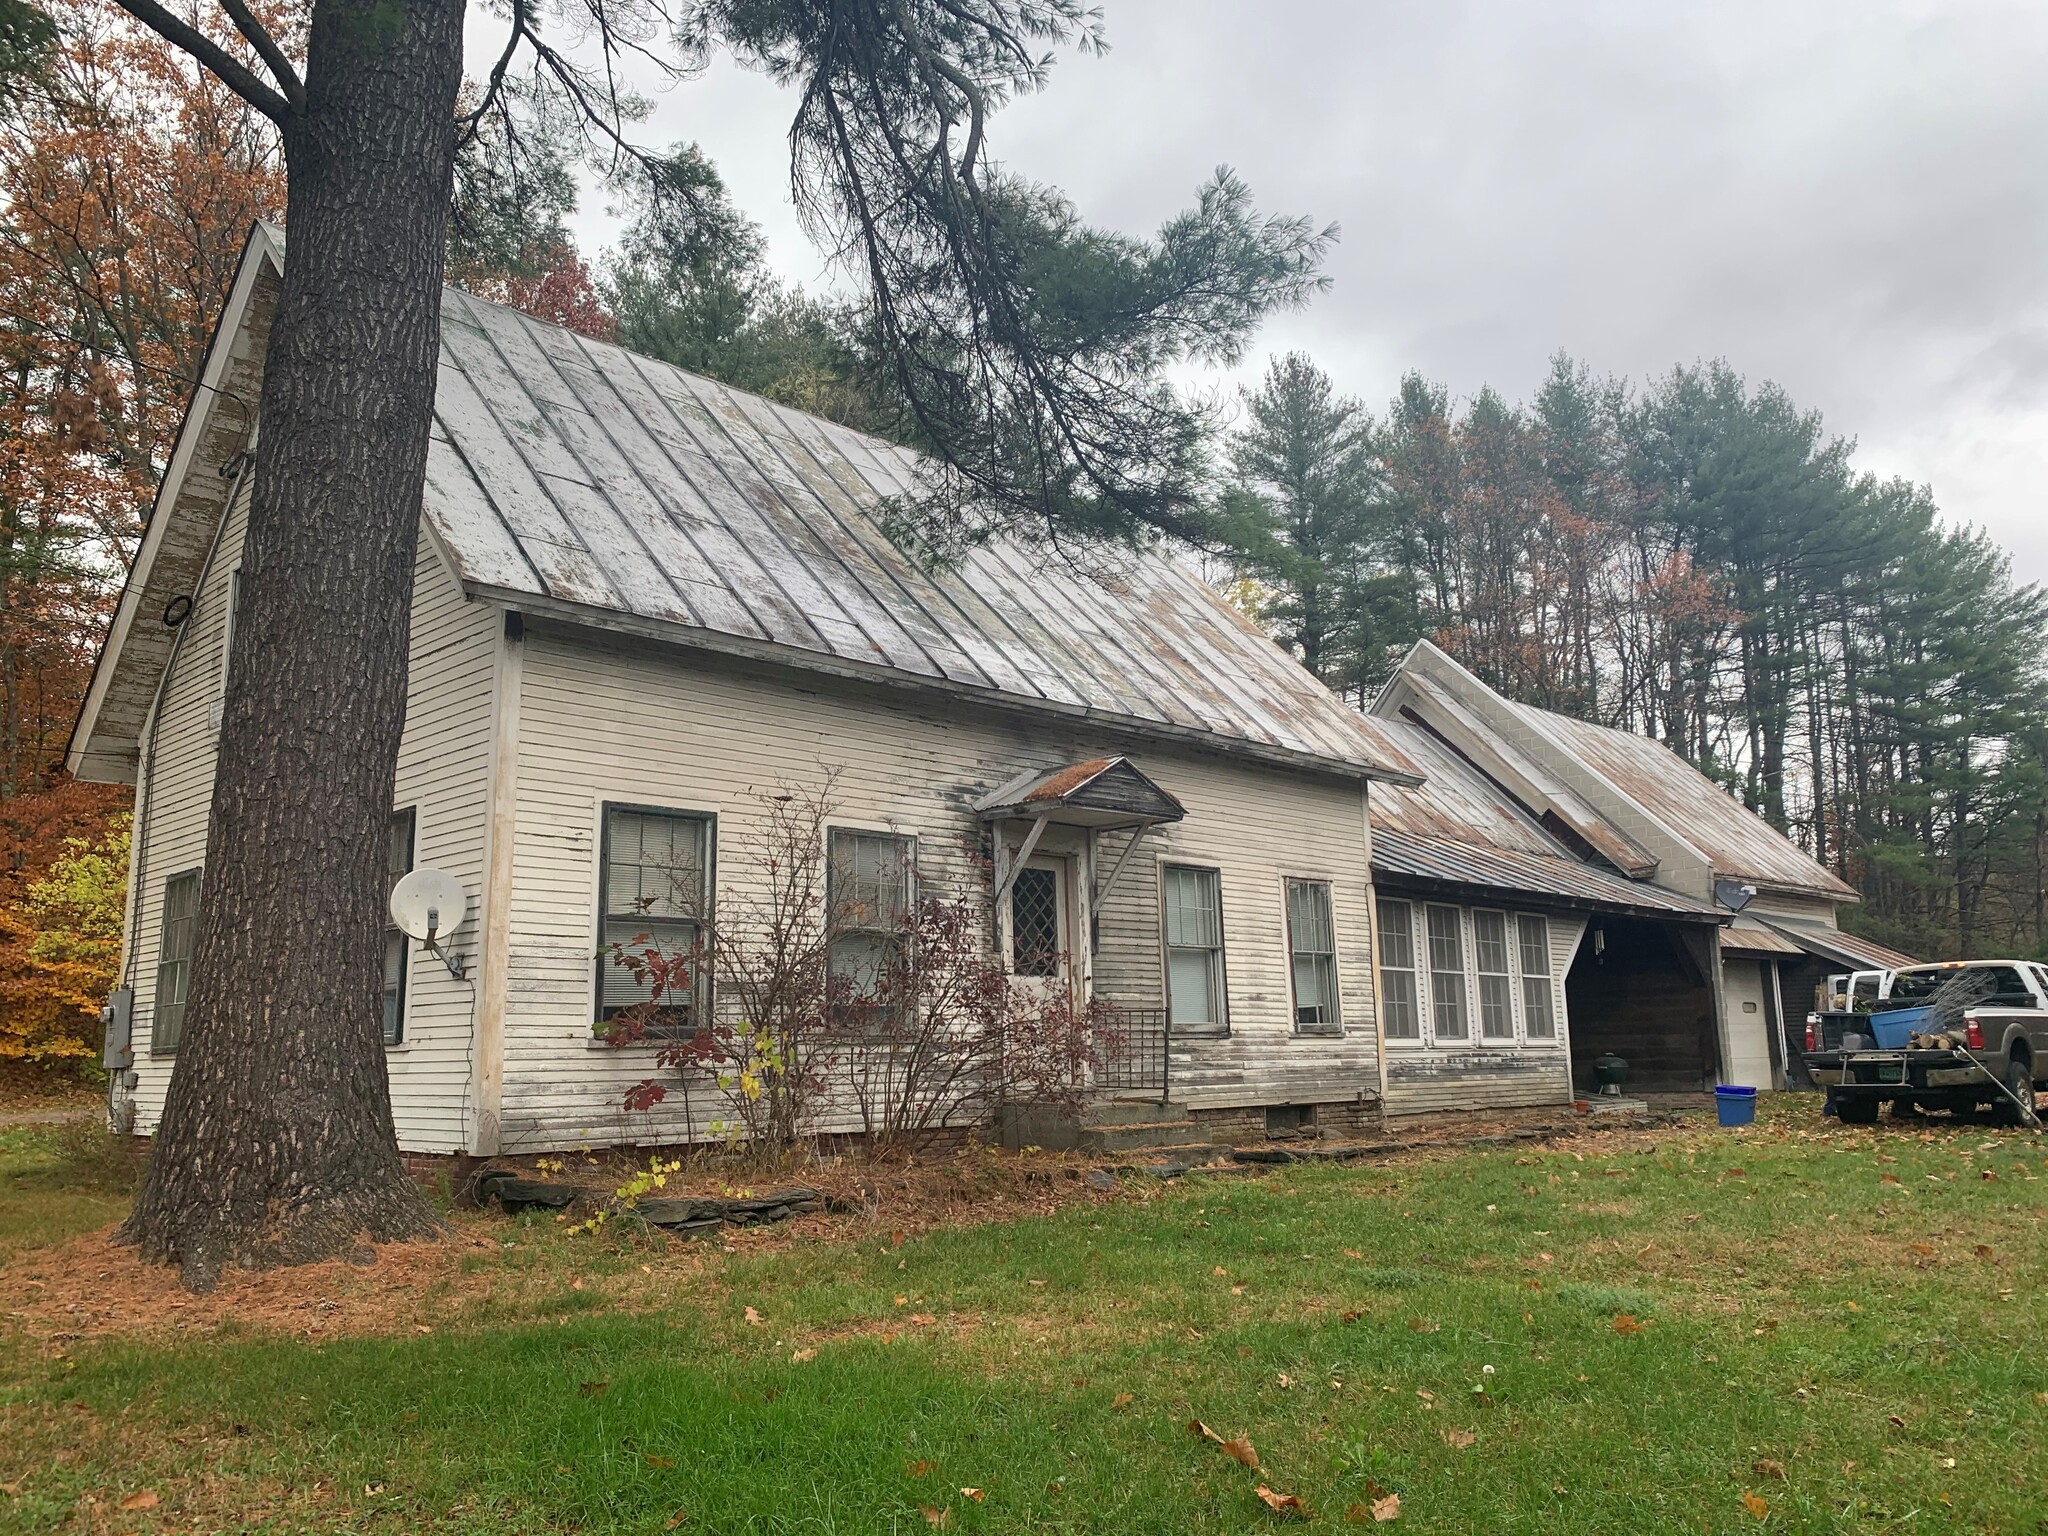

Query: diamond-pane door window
left=1011, top=865, right=1060, bottom=976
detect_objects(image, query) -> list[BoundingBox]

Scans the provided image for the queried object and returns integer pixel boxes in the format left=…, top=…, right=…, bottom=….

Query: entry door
left=1007, top=855, right=1074, bottom=1003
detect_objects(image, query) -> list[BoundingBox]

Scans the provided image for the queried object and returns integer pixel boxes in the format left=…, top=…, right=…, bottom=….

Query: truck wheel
left=1998, top=1057, right=2036, bottom=1125
left=1836, top=1097, right=1880, bottom=1125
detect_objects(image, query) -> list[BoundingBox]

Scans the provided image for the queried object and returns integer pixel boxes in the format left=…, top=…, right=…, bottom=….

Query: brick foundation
left=1189, top=1098, right=1384, bottom=1144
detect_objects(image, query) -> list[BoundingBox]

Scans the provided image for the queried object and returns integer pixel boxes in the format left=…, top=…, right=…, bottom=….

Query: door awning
left=974, top=757, right=1186, bottom=832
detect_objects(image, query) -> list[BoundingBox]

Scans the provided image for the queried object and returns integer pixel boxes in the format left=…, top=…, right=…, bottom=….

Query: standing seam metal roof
left=421, top=289, right=1412, bottom=777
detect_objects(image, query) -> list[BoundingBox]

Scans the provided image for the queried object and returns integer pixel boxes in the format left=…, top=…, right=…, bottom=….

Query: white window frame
left=1472, top=907, right=1517, bottom=1042
left=827, top=824, right=917, bottom=1030
left=1375, top=896, right=1422, bottom=1043
left=595, top=803, right=717, bottom=1035
left=1517, top=912, right=1560, bottom=1044
left=151, top=868, right=203, bottom=1054
left=1283, top=876, right=1342, bottom=1035
left=384, top=807, right=415, bottom=1046
left=1425, top=903, right=1470, bottom=1048
left=1161, top=862, right=1229, bottom=1035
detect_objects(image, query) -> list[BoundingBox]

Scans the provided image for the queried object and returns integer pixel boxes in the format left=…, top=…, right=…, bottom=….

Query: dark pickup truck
left=1803, top=960, right=2048, bottom=1124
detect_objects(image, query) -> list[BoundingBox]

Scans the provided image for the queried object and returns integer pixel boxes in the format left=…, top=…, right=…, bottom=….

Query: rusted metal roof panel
left=1371, top=828, right=1718, bottom=919
left=423, top=289, right=1413, bottom=779
left=1722, top=917, right=1806, bottom=956
left=1356, top=717, right=1578, bottom=861
left=1762, top=920, right=1917, bottom=971
left=1510, top=704, right=1858, bottom=899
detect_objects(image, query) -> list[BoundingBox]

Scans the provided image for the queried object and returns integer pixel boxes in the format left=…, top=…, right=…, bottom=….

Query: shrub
left=0, top=814, right=128, bottom=1067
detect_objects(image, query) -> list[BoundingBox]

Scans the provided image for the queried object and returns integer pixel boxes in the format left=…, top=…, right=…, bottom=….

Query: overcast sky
left=555, top=0, right=2048, bottom=585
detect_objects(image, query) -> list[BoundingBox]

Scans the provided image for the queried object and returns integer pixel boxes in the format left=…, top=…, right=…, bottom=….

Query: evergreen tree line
left=1216, top=353, right=2048, bottom=964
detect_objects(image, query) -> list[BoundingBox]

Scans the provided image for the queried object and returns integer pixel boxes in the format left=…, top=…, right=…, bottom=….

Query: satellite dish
left=390, top=867, right=467, bottom=941
left=1714, top=877, right=1758, bottom=912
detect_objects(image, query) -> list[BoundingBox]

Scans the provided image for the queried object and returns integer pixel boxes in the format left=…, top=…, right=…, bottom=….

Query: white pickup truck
left=1804, top=959, right=2048, bottom=1124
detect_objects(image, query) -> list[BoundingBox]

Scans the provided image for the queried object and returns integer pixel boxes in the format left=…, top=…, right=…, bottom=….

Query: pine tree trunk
left=117, top=0, right=465, bottom=1291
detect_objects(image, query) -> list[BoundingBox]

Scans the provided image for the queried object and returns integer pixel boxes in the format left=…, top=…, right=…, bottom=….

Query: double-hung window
left=1473, top=909, right=1515, bottom=1040
left=1376, top=898, right=1419, bottom=1039
left=384, top=808, right=416, bottom=1044
left=598, top=807, right=713, bottom=1031
left=1518, top=915, right=1557, bottom=1039
left=1285, top=878, right=1340, bottom=1031
left=828, top=829, right=914, bottom=1027
left=1426, top=904, right=1468, bottom=1045
left=152, top=870, right=201, bottom=1053
left=1163, top=864, right=1226, bottom=1032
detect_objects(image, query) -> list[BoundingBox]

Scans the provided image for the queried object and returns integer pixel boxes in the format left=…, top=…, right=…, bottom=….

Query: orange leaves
left=1440, top=1428, right=1476, bottom=1450
left=1188, top=1420, right=1260, bottom=1470
left=1751, top=1459, right=1786, bottom=1481
left=1611, top=1314, right=1644, bottom=1335
left=1345, top=1493, right=1400, bottom=1522
left=119, top=1490, right=159, bottom=1512
left=1255, top=1484, right=1309, bottom=1518
left=1740, top=1489, right=1770, bottom=1519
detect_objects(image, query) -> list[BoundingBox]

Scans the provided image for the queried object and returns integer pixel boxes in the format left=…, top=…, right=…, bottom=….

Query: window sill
left=1292, top=1026, right=1345, bottom=1039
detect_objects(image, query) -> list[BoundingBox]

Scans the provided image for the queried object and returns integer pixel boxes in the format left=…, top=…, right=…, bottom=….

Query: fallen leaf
left=1220, top=1436, right=1261, bottom=1470
left=1372, top=1492, right=1402, bottom=1521
left=1908, top=1243, right=1934, bottom=1257
left=664, top=1511, right=689, bottom=1530
left=895, top=1296, right=908, bottom=1307
left=1752, top=1459, right=1786, bottom=1480
left=1888, top=1415, right=1907, bottom=1429
left=1255, top=1484, right=1309, bottom=1517
left=959, top=1488, right=985, bottom=1502
left=907, top=1459, right=937, bottom=1478
left=921, top=1507, right=949, bottom=1528
left=644, top=1455, right=677, bottom=1470
left=1406, top=1317, right=1438, bottom=1333
left=1275, top=1373, right=1293, bottom=1389
left=1341, top=1308, right=1365, bottom=1323
left=121, top=1491, right=160, bottom=1512
left=744, top=1306, right=764, bottom=1326
left=1214, top=1266, right=1229, bottom=1277
left=1741, top=1490, right=1770, bottom=1519
left=578, top=1380, right=610, bottom=1397
left=1974, top=1244, right=1994, bottom=1258
left=1343, top=1248, right=1364, bottom=1260
left=909, top=1313, right=937, bottom=1326
left=1112, top=1392, right=1133, bottom=1410
left=891, top=1230, right=905, bottom=1246
left=792, top=1347, right=817, bottom=1363
left=1612, top=1314, right=1644, bottom=1335
left=1981, top=1169, right=1998, bottom=1182
left=570, top=1276, right=584, bottom=1290
left=1191, top=1420, right=1224, bottom=1443
left=1880, top=1173, right=1901, bottom=1185
left=1442, top=1428, right=1476, bottom=1449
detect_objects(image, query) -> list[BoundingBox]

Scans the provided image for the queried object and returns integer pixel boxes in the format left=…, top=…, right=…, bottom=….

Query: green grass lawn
left=3, top=1102, right=2045, bottom=1533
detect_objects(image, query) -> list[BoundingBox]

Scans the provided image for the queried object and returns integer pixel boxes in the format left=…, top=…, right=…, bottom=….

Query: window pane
left=1517, top=914, right=1550, bottom=978
left=609, top=809, right=707, bottom=919
left=1381, top=968, right=1419, bottom=1038
left=1427, top=905, right=1467, bottom=1043
left=1168, top=947, right=1219, bottom=1026
left=829, top=829, right=911, bottom=931
left=152, top=871, right=201, bottom=1053
left=1010, top=865, right=1060, bottom=977
left=1163, top=866, right=1221, bottom=948
left=1377, top=899, right=1414, bottom=971
left=1294, top=953, right=1339, bottom=1026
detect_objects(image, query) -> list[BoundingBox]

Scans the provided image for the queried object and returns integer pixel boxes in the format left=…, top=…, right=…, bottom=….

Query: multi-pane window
left=1010, top=865, right=1060, bottom=977
left=1426, top=904, right=1468, bottom=1044
left=828, top=829, right=914, bottom=1024
left=1163, top=864, right=1226, bottom=1032
left=1473, top=909, right=1515, bottom=1040
left=598, top=807, right=712, bottom=1028
left=384, top=809, right=416, bottom=1045
left=1285, top=879, right=1340, bottom=1031
left=1518, top=914, right=1556, bottom=1038
left=1376, top=898, right=1419, bottom=1039
left=152, top=870, right=201, bottom=1053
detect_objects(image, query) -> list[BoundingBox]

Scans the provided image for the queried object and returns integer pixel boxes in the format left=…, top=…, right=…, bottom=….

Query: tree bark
left=117, top=0, right=466, bottom=1291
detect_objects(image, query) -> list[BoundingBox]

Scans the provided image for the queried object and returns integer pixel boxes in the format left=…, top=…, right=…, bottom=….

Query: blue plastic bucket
left=1715, top=1085, right=1758, bottom=1127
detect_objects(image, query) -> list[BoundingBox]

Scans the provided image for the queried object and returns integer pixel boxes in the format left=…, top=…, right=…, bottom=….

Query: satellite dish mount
left=389, top=868, right=470, bottom=981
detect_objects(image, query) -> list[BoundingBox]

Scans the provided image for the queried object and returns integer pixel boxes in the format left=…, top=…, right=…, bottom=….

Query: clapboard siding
left=495, top=625, right=1384, bottom=1151
left=122, top=501, right=500, bottom=1152
left=1380, top=901, right=1586, bottom=1114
